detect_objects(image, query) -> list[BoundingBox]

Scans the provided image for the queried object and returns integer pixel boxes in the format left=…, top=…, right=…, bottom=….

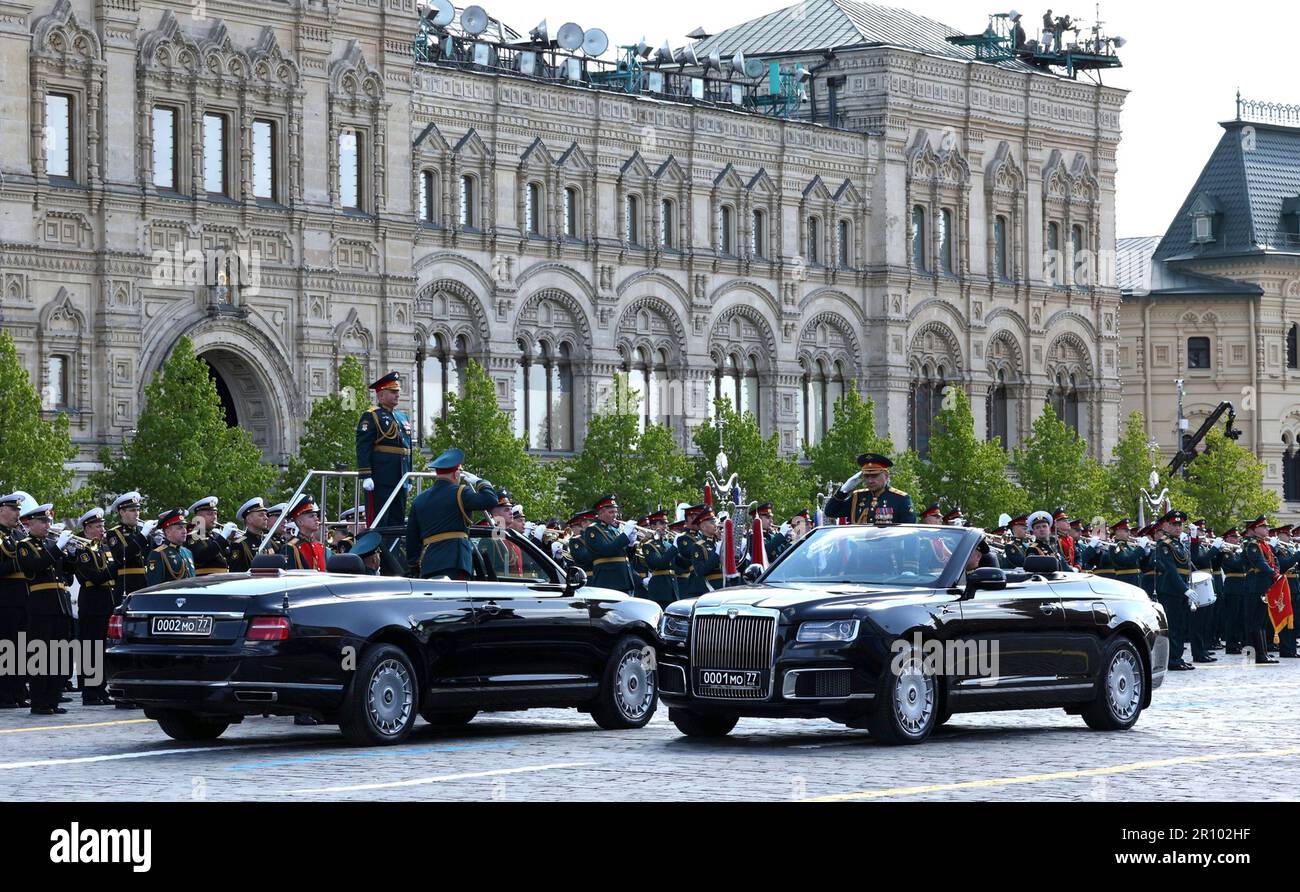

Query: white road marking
left=280, top=762, right=594, bottom=794
left=0, top=742, right=283, bottom=771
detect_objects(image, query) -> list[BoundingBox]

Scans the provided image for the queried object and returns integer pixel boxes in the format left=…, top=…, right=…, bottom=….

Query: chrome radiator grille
left=691, top=611, right=777, bottom=700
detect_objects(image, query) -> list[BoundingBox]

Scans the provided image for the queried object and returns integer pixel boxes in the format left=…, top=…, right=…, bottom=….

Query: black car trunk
left=119, top=575, right=322, bottom=645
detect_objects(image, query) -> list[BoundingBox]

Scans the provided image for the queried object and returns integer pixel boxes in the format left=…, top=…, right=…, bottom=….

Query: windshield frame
left=758, top=524, right=981, bottom=589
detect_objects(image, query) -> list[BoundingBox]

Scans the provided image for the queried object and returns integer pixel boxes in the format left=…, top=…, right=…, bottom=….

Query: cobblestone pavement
left=2, top=653, right=1297, bottom=802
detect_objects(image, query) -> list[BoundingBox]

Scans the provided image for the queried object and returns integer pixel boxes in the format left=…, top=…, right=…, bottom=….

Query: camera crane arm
left=1168, top=401, right=1243, bottom=476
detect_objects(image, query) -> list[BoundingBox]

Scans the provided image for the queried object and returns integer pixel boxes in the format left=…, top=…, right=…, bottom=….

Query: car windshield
left=763, top=525, right=969, bottom=587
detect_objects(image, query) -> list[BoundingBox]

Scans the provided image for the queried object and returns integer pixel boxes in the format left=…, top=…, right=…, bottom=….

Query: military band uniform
left=356, top=403, right=413, bottom=529
left=1001, top=538, right=1028, bottom=569
left=676, top=530, right=710, bottom=597
left=1276, top=543, right=1299, bottom=657
left=1219, top=548, right=1248, bottom=654
left=1108, top=541, right=1146, bottom=587
left=1242, top=536, right=1281, bottom=662
left=673, top=531, right=696, bottom=594
left=188, top=530, right=231, bottom=576
left=1024, top=537, right=1068, bottom=572
left=17, top=534, right=73, bottom=711
left=640, top=536, right=679, bottom=607
left=71, top=541, right=116, bottom=704
left=765, top=530, right=791, bottom=563
left=228, top=535, right=274, bottom=573
left=1153, top=534, right=1194, bottom=668
left=108, top=524, right=150, bottom=603
left=145, top=542, right=196, bottom=587
left=405, top=475, right=498, bottom=579
left=582, top=521, right=636, bottom=594
left=1189, top=539, right=1217, bottom=661
left=824, top=486, right=916, bottom=525
left=0, top=520, right=29, bottom=707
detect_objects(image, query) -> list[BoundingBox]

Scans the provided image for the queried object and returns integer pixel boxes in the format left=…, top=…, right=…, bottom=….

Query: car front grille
left=691, top=610, right=777, bottom=700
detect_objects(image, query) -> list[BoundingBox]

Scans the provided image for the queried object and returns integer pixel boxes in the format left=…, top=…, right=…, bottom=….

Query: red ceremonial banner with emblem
left=1266, top=575, right=1294, bottom=642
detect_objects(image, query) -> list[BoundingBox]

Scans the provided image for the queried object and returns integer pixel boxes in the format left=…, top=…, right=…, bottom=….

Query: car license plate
left=697, top=669, right=762, bottom=689
left=150, top=615, right=213, bottom=637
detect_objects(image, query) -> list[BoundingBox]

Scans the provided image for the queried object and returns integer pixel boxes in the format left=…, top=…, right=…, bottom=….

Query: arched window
left=911, top=205, right=927, bottom=272
left=564, top=186, right=580, bottom=239
left=459, top=174, right=476, bottom=228
left=837, top=219, right=851, bottom=268
left=751, top=209, right=766, bottom=258
left=419, top=170, right=437, bottom=224
left=515, top=339, right=574, bottom=451
left=1289, top=324, right=1298, bottom=370
left=1046, top=222, right=1060, bottom=285
left=939, top=208, right=955, bottom=275
left=625, top=194, right=641, bottom=245
left=551, top=343, right=574, bottom=451
left=807, top=216, right=820, bottom=264
left=993, top=215, right=1008, bottom=280
left=742, top=355, right=759, bottom=420
left=987, top=369, right=1009, bottom=447
left=525, top=182, right=542, bottom=235
left=909, top=366, right=946, bottom=459
left=797, top=359, right=810, bottom=448
left=1071, top=224, right=1086, bottom=286
left=1285, top=435, right=1300, bottom=502
left=419, top=332, right=468, bottom=444
left=660, top=198, right=674, bottom=249
left=810, top=359, right=827, bottom=445
left=1050, top=372, right=1080, bottom=433
left=719, top=205, right=734, bottom=255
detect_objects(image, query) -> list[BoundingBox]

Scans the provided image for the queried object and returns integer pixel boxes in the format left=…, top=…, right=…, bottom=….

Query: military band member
left=1219, top=528, right=1247, bottom=654
left=0, top=492, right=30, bottom=708
left=1105, top=520, right=1144, bottom=588
left=406, top=448, right=498, bottom=579
left=825, top=453, right=916, bottom=525
left=1025, top=511, right=1068, bottom=571
left=790, top=509, right=811, bottom=541
left=356, top=371, right=413, bottom=529
left=1001, top=515, right=1030, bottom=569
left=1272, top=526, right=1299, bottom=658
left=943, top=508, right=965, bottom=527
left=755, top=503, right=790, bottom=563
left=1152, top=510, right=1195, bottom=670
left=107, top=491, right=151, bottom=604
left=582, top=495, right=636, bottom=595
left=281, top=496, right=330, bottom=572
left=145, top=508, right=196, bottom=587
left=691, top=509, right=725, bottom=591
left=16, top=503, right=74, bottom=715
left=228, top=497, right=272, bottom=573
left=186, top=496, right=231, bottom=576
left=1242, top=517, right=1281, bottom=664
left=71, top=508, right=116, bottom=705
left=331, top=507, right=364, bottom=554
left=639, top=509, right=679, bottom=607
left=1189, top=524, right=1219, bottom=663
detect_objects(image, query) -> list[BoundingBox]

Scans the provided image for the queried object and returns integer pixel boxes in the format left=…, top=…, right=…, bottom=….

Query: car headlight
left=796, top=619, right=860, bottom=643
left=659, top=614, right=690, bottom=641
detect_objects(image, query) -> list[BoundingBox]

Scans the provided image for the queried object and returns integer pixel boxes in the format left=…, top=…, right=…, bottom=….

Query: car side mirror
left=962, top=566, right=1007, bottom=599
left=743, top=563, right=764, bottom=585
left=564, top=565, right=587, bottom=593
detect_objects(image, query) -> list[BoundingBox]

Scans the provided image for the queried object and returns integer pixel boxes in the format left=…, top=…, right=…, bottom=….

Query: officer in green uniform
left=1218, top=528, right=1247, bottom=654
left=1105, top=520, right=1145, bottom=588
left=71, top=508, right=116, bottom=704
left=107, top=491, right=151, bottom=605
left=1000, top=515, right=1030, bottom=569
left=1137, top=524, right=1158, bottom=599
left=406, top=448, right=498, bottom=579
left=689, top=508, right=725, bottom=592
left=581, top=495, right=636, bottom=594
left=16, top=503, right=74, bottom=714
left=1242, top=517, right=1281, bottom=663
left=146, top=508, right=196, bottom=587
left=825, top=453, right=916, bottom=525
left=1152, top=510, right=1195, bottom=670
left=357, top=371, right=413, bottom=529
left=754, top=503, right=789, bottom=564
left=638, top=510, right=678, bottom=607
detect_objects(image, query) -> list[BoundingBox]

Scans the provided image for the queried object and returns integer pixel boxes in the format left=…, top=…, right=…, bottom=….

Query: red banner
left=750, top=518, right=766, bottom=570
left=1266, top=574, right=1294, bottom=643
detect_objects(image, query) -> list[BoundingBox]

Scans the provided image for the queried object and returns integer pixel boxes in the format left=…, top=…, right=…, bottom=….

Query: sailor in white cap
left=107, top=490, right=152, bottom=604
left=0, top=493, right=32, bottom=707
left=1025, top=510, right=1067, bottom=571
left=186, top=496, right=233, bottom=576
left=72, top=507, right=116, bottom=704
left=229, top=497, right=270, bottom=572
left=16, top=502, right=74, bottom=714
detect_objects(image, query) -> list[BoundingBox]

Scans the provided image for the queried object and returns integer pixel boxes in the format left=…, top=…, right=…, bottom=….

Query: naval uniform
left=108, top=524, right=150, bottom=604
left=187, top=530, right=231, bottom=576
left=0, top=523, right=29, bottom=706
left=71, top=541, right=116, bottom=703
left=17, top=535, right=73, bottom=710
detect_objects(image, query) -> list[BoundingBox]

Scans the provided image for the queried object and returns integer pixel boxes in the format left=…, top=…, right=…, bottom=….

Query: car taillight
left=247, top=616, right=290, bottom=641
left=107, top=614, right=123, bottom=640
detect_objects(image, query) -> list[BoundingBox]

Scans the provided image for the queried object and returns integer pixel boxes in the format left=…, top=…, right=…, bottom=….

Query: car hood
left=690, top=582, right=944, bottom=611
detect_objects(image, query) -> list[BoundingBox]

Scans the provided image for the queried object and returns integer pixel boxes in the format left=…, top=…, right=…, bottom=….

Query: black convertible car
left=105, top=527, right=660, bottom=745
left=657, top=524, right=1169, bottom=745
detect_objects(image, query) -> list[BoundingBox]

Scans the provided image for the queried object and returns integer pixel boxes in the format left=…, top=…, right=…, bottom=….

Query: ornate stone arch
left=415, top=279, right=490, bottom=352
left=615, top=296, right=687, bottom=366
left=1046, top=331, right=1094, bottom=380
left=985, top=329, right=1025, bottom=381
left=906, top=129, right=972, bottom=276
left=798, top=311, right=861, bottom=377
left=985, top=141, right=1025, bottom=282
left=709, top=304, right=777, bottom=372
left=514, top=289, right=592, bottom=359
left=909, top=321, right=964, bottom=379
left=333, top=308, right=373, bottom=369
left=36, top=287, right=89, bottom=420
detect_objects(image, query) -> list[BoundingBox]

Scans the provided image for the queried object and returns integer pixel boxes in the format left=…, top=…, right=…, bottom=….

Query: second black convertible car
left=105, top=528, right=661, bottom=745
left=658, top=524, right=1169, bottom=745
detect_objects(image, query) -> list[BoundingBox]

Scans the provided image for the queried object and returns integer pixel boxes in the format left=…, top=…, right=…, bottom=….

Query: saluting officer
left=755, top=503, right=789, bottom=563
left=639, top=509, right=679, bottom=607
left=0, top=492, right=31, bottom=708
left=16, top=503, right=74, bottom=715
left=1153, top=510, right=1195, bottom=671
left=145, top=509, right=196, bottom=587
left=186, top=496, right=232, bottom=576
left=357, top=371, right=413, bottom=529
left=581, top=495, right=637, bottom=595
left=824, top=453, right=916, bottom=525
left=281, top=496, right=330, bottom=571
left=1242, top=517, right=1281, bottom=664
left=228, top=498, right=272, bottom=572
left=71, top=508, right=116, bottom=705
left=107, top=491, right=151, bottom=604
left=405, top=448, right=498, bottom=579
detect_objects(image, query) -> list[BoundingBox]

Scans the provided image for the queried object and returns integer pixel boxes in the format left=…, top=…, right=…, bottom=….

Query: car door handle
left=481, top=600, right=501, bottom=615
left=1039, top=604, right=1058, bottom=615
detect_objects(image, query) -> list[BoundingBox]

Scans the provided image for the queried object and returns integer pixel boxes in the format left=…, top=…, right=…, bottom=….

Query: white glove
left=459, top=470, right=481, bottom=487
left=1179, top=533, right=1189, bottom=544
left=837, top=471, right=863, bottom=496
left=1271, top=536, right=1280, bottom=547
left=1088, top=536, right=1101, bottom=548
left=715, top=538, right=725, bottom=556
left=362, top=477, right=375, bottom=492
left=1212, top=537, right=1225, bottom=549
left=141, top=520, right=156, bottom=538
left=625, top=525, right=639, bottom=545
left=523, top=521, right=536, bottom=538
left=56, top=530, right=73, bottom=550
left=780, top=522, right=792, bottom=538
left=220, top=522, right=237, bottom=540
left=1188, top=523, right=1199, bottom=539
left=551, top=541, right=564, bottom=560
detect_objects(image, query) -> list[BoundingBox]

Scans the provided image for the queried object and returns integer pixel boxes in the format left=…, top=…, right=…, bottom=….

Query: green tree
left=804, top=390, right=895, bottom=494
left=278, top=355, right=367, bottom=500
left=918, top=387, right=1026, bottom=527
left=558, top=376, right=693, bottom=516
left=0, top=329, right=78, bottom=514
left=887, top=450, right=926, bottom=510
left=1105, top=411, right=1161, bottom=522
left=692, top=398, right=807, bottom=519
left=88, top=336, right=277, bottom=517
left=1010, top=403, right=1107, bottom=520
left=426, top=360, right=561, bottom=519
left=1171, top=429, right=1280, bottom=531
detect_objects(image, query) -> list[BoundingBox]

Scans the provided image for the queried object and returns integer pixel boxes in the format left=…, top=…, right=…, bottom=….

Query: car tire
left=338, top=643, right=419, bottom=746
left=868, top=642, right=938, bottom=745
left=1082, top=636, right=1145, bottom=731
left=420, top=708, right=477, bottom=727
left=669, top=707, right=738, bottom=738
left=591, top=636, right=658, bottom=730
left=155, top=711, right=231, bottom=742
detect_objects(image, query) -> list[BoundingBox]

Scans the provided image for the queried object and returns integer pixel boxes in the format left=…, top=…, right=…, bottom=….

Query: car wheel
left=339, top=644, right=419, bottom=746
left=868, top=643, right=937, bottom=745
left=1082, top=637, right=1145, bottom=731
left=420, top=708, right=477, bottom=727
left=591, top=636, right=658, bottom=730
left=155, top=711, right=231, bottom=742
left=669, top=707, right=738, bottom=737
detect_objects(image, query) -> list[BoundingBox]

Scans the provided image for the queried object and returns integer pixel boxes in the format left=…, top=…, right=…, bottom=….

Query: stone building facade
left=0, top=0, right=1126, bottom=479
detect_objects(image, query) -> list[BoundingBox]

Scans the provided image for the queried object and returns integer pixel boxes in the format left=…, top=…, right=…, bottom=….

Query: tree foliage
left=803, top=390, right=896, bottom=494
left=278, top=355, right=367, bottom=500
left=0, top=329, right=78, bottom=515
left=1010, top=403, right=1107, bottom=521
left=691, top=398, right=807, bottom=519
left=1105, top=411, right=1161, bottom=522
left=88, top=336, right=277, bottom=518
left=917, top=386, right=1026, bottom=527
left=1170, top=429, right=1280, bottom=530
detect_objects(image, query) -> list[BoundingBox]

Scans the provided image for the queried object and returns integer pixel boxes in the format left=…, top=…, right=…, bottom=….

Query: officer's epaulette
left=152, top=544, right=168, bottom=553
left=368, top=405, right=379, bottom=412
left=888, top=487, right=907, bottom=496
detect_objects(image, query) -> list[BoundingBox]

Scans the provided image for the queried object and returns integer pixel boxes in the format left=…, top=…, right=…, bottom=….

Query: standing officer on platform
left=356, top=371, right=413, bottom=530
left=406, top=448, right=498, bottom=579
left=17, top=503, right=74, bottom=715
left=1153, top=510, right=1195, bottom=670
left=0, top=493, right=31, bottom=709
left=581, top=495, right=637, bottom=595
left=107, top=491, right=151, bottom=605
left=71, top=508, right=116, bottom=705
left=639, top=509, right=678, bottom=607
left=145, top=509, right=196, bottom=587
left=187, top=496, right=232, bottom=576
left=824, top=453, right=915, bottom=525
